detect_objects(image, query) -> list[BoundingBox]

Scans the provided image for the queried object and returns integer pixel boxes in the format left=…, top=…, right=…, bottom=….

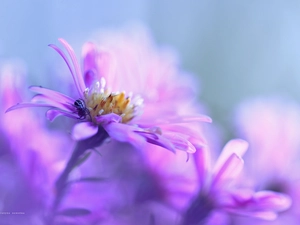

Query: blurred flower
left=0, top=61, right=73, bottom=224
left=181, top=139, right=291, bottom=225
left=6, top=28, right=211, bottom=154
left=234, top=98, right=300, bottom=224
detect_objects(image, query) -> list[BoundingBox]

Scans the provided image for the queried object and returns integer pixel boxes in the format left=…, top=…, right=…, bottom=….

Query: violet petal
left=58, top=38, right=86, bottom=93
left=46, top=109, right=79, bottom=122
left=212, top=153, right=244, bottom=189
left=102, top=122, right=146, bottom=150
left=72, top=122, right=99, bottom=140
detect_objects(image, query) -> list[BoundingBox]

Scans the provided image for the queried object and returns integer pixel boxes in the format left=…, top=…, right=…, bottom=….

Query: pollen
left=83, top=79, right=142, bottom=124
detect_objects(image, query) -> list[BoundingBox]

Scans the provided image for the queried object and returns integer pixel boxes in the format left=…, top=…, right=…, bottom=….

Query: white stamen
left=135, top=97, right=144, bottom=106
left=98, top=109, right=104, bottom=115
left=100, top=77, right=106, bottom=89
left=111, top=92, right=119, bottom=96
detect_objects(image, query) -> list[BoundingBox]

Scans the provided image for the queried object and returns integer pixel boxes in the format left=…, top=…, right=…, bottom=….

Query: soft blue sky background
left=1, top=0, right=300, bottom=138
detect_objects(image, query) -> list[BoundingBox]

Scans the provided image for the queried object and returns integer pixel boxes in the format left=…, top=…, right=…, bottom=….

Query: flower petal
left=226, top=191, right=291, bottom=220
left=58, top=38, right=86, bottom=93
left=82, top=42, right=98, bottom=87
left=252, top=191, right=292, bottom=211
left=135, top=130, right=176, bottom=153
left=212, top=153, right=244, bottom=189
left=31, top=94, right=74, bottom=111
left=72, top=122, right=99, bottom=140
left=95, top=113, right=122, bottom=124
left=29, top=85, right=75, bottom=104
left=48, top=43, right=83, bottom=97
left=46, top=109, right=79, bottom=121
left=6, top=102, right=56, bottom=113
left=213, top=139, right=248, bottom=176
left=102, top=122, right=146, bottom=150
left=163, top=132, right=196, bottom=153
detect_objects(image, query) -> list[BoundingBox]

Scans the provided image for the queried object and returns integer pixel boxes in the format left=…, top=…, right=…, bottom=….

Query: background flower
left=233, top=98, right=300, bottom=224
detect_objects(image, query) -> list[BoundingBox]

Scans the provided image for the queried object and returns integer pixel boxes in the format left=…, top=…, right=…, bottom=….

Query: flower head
left=182, top=139, right=292, bottom=224
left=7, top=28, right=211, bottom=153
left=234, top=97, right=300, bottom=224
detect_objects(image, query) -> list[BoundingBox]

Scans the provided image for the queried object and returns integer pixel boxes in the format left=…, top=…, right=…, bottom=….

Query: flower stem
left=47, top=126, right=108, bottom=224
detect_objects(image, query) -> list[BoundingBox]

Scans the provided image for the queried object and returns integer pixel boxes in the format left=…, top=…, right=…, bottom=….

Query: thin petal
left=58, top=38, right=86, bottom=93
left=212, top=153, right=244, bottom=188
left=139, top=115, right=212, bottom=127
left=163, top=132, right=196, bottom=153
left=213, top=139, right=248, bottom=176
left=226, top=191, right=291, bottom=220
left=31, top=94, right=74, bottom=111
left=82, top=42, right=98, bottom=87
left=6, top=102, right=57, bottom=113
left=135, top=130, right=176, bottom=153
left=252, top=191, right=292, bottom=211
left=226, top=209, right=278, bottom=221
left=29, top=85, right=75, bottom=103
left=72, top=122, right=99, bottom=140
left=194, top=147, right=210, bottom=187
left=48, top=43, right=83, bottom=97
left=46, top=109, right=79, bottom=121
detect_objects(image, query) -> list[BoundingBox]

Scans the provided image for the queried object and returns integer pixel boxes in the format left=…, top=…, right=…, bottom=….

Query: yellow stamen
left=84, top=90, right=137, bottom=124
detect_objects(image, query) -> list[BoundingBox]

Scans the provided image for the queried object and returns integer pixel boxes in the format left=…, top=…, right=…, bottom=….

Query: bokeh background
left=1, top=0, right=300, bottom=141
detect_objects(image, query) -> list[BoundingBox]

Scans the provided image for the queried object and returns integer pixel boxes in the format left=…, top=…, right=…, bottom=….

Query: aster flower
left=233, top=98, right=300, bottom=224
left=181, top=139, right=292, bottom=225
left=6, top=34, right=210, bottom=154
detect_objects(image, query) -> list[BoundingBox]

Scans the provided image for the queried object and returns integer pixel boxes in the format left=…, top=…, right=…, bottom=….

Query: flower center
left=83, top=78, right=143, bottom=124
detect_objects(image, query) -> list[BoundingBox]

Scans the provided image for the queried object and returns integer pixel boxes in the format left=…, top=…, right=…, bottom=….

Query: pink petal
left=72, top=122, right=99, bottom=140
left=252, top=191, right=292, bottom=211
left=213, top=139, right=248, bottom=176
left=212, top=153, right=244, bottom=189
left=6, top=102, right=56, bottom=113
left=163, top=132, right=196, bottom=153
left=82, top=42, right=98, bottom=87
left=46, top=109, right=79, bottom=122
left=227, top=209, right=278, bottom=221
left=194, top=147, right=210, bottom=187
left=48, top=43, right=83, bottom=98
left=31, top=94, right=73, bottom=111
left=84, top=70, right=97, bottom=88
left=95, top=113, right=122, bottom=124
left=135, top=130, right=176, bottom=153
left=58, top=38, right=86, bottom=93
left=29, top=86, right=75, bottom=103
left=102, top=122, right=146, bottom=150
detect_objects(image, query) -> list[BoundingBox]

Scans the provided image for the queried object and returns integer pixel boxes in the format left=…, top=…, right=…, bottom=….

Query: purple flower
left=6, top=28, right=210, bottom=154
left=234, top=98, right=300, bottom=224
left=0, top=61, right=74, bottom=224
left=182, top=139, right=291, bottom=224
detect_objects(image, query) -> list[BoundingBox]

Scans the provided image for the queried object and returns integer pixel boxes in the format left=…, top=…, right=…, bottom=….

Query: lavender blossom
left=181, top=139, right=291, bottom=225
left=234, top=98, right=300, bottom=224
left=6, top=33, right=210, bottom=154
left=0, top=61, right=74, bottom=224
